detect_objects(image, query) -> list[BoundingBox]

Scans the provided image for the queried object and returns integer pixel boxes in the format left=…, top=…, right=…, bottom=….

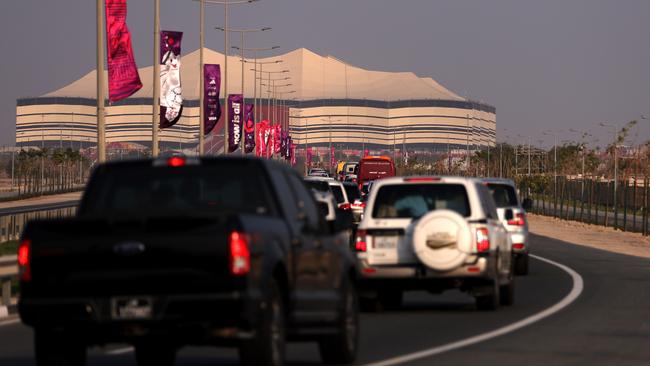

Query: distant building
left=16, top=48, right=495, bottom=154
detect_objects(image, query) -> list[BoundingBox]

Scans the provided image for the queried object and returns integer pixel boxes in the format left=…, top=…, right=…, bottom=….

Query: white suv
left=482, top=178, right=532, bottom=275
left=355, top=176, right=514, bottom=311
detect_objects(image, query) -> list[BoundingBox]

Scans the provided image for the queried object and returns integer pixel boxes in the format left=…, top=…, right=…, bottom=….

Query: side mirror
left=522, top=198, right=533, bottom=211
left=504, top=208, right=514, bottom=221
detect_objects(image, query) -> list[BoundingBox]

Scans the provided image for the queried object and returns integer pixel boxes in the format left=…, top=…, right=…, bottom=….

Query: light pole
left=96, top=0, right=106, bottom=162
left=202, top=0, right=259, bottom=154
left=322, top=117, right=342, bottom=172
left=543, top=131, right=558, bottom=196
left=152, top=0, right=161, bottom=158
left=215, top=28, right=271, bottom=155
left=570, top=128, right=591, bottom=196
left=241, top=49, right=280, bottom=122
left=256, top=70, right=289, bottom=120
left=600, top=122, right=621, bottom=224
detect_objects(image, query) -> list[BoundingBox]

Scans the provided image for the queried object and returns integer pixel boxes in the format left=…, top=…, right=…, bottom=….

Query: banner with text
left=244, top=104, right=255, bottom=153
left=159, top=31, right=183, bottom=128
left=105, top=0, right=142, bottom=102
left=228, top=94, right=244, bottom=152
left=203, top=64, right=221, bottom=135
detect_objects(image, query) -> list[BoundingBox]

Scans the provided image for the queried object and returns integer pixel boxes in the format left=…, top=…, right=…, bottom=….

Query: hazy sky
left=1, top=0, right=649, bottom=148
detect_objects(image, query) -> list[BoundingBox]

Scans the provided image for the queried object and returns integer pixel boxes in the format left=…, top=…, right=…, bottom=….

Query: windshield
left=305, top=180, right=331, bottom=193
left=83, top=163, right=274, bottom=217
left=372, top=184, right=470, bottom=219
left=487, top=184, right=518, bottom=208
left=344, top=184, right=361, bottom=202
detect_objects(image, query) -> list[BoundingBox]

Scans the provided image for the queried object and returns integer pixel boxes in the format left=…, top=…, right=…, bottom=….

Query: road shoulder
left=528, top=214, right=650, bottom=259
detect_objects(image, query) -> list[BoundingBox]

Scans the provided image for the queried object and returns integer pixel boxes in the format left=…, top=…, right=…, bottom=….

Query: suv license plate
left=111, top=297, right=153, bottom=320
left=374, top=236, right=398, bottom=249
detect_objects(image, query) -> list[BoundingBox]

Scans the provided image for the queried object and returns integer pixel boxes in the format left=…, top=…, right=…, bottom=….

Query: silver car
left=482, top=178, right=532, bottom=275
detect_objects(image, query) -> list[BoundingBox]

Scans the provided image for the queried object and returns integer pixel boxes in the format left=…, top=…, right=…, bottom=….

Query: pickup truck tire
left=239, top=279, right=286, bottom=366
left=475, top=278, right=500, bottom=311
left=318, top=279, right=359, bottom=364
left=34, top=329, right=86, bottom=366
left=134, top=342, right=176, bottom=366
left=378, top=290, right=403, bottom=311
left=514, top=254, right=529, bottom=275
left=499, top=262, right=515, bottom=306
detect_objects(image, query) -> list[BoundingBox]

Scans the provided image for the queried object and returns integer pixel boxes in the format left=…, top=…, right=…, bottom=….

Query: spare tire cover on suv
left=412, top=209, right=472, bottom=271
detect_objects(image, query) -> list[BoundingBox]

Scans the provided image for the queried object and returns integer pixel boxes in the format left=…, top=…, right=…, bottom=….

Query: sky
left=1, top=0, right=649, bottom=148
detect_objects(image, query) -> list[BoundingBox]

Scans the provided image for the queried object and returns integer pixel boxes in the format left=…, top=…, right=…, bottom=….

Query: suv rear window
left=343, top=184, right=360, bottom=202
left=83, top=163, right=275, bottom=217
left=305, top=180, right=331, bottom=193
left=372, top=184, right=471, bottom=219
left=486, top=184, right=518, bottom=208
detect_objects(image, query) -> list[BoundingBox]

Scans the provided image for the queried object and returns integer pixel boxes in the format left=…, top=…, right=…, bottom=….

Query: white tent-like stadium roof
left=44, top=48, right=464, bottom=102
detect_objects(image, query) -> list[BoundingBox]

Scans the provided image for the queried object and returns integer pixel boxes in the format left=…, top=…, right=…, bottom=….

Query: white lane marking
left=106, top=347, right=134, bottom=355
left=362, top=254, right=584, bottom=366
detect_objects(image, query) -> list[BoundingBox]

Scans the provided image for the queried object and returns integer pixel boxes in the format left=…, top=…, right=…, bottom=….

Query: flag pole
left=96, top=0, right=106, bottom=163
left=152, top=0, right=160, bottom=157
left=198, top=0, right=205, bottom=155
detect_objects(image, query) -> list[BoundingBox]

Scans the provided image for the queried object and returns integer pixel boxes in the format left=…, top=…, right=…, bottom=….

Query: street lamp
left=257, top=70, right=289, bottom=120
left=322, top=117, right=342, bottom=172
left=200, top=0, right=260, bottom=154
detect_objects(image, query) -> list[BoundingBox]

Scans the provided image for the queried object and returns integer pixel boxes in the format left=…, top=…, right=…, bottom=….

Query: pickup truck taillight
left=476, top=228, right=490, bottom=253
left=229, top=231, right=250, bottom=276
left=18, top=239, right=31, bottom=282
left=355, top=229, right=368, bottom=252
left=507, top=213, right=526, bottom=226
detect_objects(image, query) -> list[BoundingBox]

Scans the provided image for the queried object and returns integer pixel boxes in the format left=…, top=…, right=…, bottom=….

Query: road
left=1, top=233, right=649, bottom=365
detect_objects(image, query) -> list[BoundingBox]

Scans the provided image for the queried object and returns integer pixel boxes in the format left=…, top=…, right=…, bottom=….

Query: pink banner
left=330, top=146, right=336, bottom=170
left=256, top=119, right=271, bottom=158
left=105, top=0, right=142, bottom=102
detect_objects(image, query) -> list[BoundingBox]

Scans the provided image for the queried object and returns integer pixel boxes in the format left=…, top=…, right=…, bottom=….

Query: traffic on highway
left=0, top=154, right=574, bottom=366
left=2, top=1, right=649, bottom=365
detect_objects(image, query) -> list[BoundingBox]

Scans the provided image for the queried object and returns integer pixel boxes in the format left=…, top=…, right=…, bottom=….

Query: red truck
left=357, top=156, right=396, bottom=190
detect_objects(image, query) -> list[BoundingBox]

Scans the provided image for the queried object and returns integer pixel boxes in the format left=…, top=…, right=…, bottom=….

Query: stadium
left=15, top=48, right=495, bottom=156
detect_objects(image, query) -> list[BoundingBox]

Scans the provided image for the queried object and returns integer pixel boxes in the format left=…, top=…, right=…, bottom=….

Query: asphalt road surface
left=1, top=233, right=649, bottom=365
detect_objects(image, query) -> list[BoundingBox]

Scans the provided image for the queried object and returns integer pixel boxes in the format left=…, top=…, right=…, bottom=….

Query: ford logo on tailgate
left=113, top=241, right=146, bottom=256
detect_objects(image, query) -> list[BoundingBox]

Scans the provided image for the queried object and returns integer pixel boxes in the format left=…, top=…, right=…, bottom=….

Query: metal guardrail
left=0, top=201, right=78, bottom=244
left=0, top=255, right=17, bottom=307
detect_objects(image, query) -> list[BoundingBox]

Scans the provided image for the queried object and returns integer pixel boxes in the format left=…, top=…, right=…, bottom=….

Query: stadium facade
left=16, top=48, right=495, bottom=154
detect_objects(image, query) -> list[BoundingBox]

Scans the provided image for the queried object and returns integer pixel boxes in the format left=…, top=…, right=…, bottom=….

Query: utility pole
left=96, top=0, right=106, bottom=163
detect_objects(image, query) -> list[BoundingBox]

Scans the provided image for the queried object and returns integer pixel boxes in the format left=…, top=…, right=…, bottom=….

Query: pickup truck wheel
left=239, top=280, right=286, bottom=366
left=318, top=280, right=359, bottom=364
left=475, top=279, right=500, bottom=311
left=378, top=290, right=403, bottom=311
left=499, top=262, right=516, bottom=306
left=514, top=254, right=529, bottom=275
left=134, top=342, right=176, bottom=366
left=34, top=329, right=86, bottom=366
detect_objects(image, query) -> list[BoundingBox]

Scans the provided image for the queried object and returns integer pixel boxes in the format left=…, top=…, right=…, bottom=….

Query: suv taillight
left=476, top=228, right=490, bottom=253
left=339, top=203, right=352, bottom=210
left=18, top=239, right=31, bottom=282
left=229, top=231, right=250, bottom=276
left=355, top=229, right=368, bottom=252
left=508, top=213, right=526, bottom=226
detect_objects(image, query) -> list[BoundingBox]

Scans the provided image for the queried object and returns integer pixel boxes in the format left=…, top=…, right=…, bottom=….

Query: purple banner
left=159, top=31, right=183, bottom=129
left=228, top=94, right=244, bottom=153
left=203, top=64, right=221, bottom=135
left=280, top=131, right=288, bottom=158
left=244, top=104, right=255, bottom=153
left=105, top=0, right=142, bottom=103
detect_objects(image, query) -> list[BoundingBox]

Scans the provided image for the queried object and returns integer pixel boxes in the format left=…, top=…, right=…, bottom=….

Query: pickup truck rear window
left=343, top=184, right=361, bottom=202
left=83, top=164, right=274, bottom=217
left=372, top=184, right=471, bottom=219
left=486, top=184, right=518, bottom=208
left=330, top=185, right=346, bottom=204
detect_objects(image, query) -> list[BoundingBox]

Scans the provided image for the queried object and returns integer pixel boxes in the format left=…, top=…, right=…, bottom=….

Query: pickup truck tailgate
left=24, top=217, right=237, bottom=297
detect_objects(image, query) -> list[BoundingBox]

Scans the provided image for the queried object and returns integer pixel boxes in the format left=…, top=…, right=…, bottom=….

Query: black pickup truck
left=18, top=156, right=359, bottom=366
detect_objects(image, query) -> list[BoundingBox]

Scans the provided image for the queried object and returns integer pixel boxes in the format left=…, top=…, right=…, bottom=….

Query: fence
left=0, top=202, right=78, bottom=308
left=519, top=176, right=649, bottom=236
